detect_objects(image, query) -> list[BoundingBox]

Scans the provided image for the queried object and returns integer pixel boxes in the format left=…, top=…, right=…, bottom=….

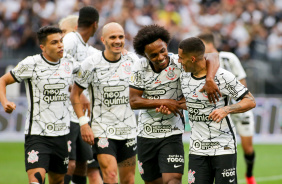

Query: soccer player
left=58, top=15, right=78, bottom=37
left=0, top=26, right=78, bottom=184
left=198, top=32, right=257, bottom=184
left=178, top=37, right=256, bottom=184
left=61, top=6, right=102, bottom=184
left=70, top=22, right=138, bottom=184
left=129, top=24, right=220, bottom=184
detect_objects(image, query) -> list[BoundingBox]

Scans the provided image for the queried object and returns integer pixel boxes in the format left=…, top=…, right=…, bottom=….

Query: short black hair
left=37, top=26, right=62, bottom=45
left=197, top=32, right=215, bottom=47
left=133, top=24, right=170, bottom=56
left=179, top=37, right=205, bottom=58
left=78, top=6, right=99, bottom=28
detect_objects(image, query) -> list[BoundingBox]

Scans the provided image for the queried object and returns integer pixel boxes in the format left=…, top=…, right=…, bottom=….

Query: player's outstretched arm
left=0, top=73, right=16, bottom=113
left=200, top=52, right=222, bottom=103
left=130, top=87, right=184, bottom=116
left=208, top=92, right=256, bottom=123
left=70, top=83, right=94, bottom=145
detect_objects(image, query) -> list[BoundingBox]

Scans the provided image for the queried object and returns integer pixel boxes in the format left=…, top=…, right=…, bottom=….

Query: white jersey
left=181, top=68, right=249, bottom=156
left=63, top=31, right=101, bottom=123
left=129, top=53, right=184, bottom=138
left=74, top=51, right=138, bottom=140
left=219, top=51, right=246, bottom=81
left=10, top=54, right=78, bottom=136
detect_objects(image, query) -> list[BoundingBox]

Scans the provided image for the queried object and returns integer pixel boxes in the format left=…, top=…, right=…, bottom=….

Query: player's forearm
left=205, top=52, right=219, bottom=80
left=0, top=78, right=8, bottom=105
left=130, top=97, right=167, bottom=110
left=223, top=92, right=256, bottom=114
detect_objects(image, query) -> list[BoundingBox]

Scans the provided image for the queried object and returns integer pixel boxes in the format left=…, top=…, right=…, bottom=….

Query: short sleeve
left=74, top=56, right=94, bottom=89
left=129, top=57, right=145, bottom=90
left=10, top=57, right=34, bottom=83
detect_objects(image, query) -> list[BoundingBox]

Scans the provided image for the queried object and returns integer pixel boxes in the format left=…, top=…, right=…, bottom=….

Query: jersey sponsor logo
left=167, top=155, right=184, bottom=163
left=225, top=83, right=238, bottom=97
left=145, top=89, right=166, bottom=100
left=103, top=86, right=129, bottom=107
left=188, top=107, right=210, bottom=122
left=45, top=123, right=67, bottom=132
left=144, top=124, right=172, bottom=134
left=97, top=137, right=109, bottom=148
left=138, top=161, right=144, bottom=174
left=222, top=168, right=236, bottom=177
left=126, top=138, right=137, bottom=147
left=165, top=67, right=177, bottom=80
left=122, top=63, right=131, bottom=75
left=27, top=150, right=39, bottom=164
left=107, top=126, right=132, bottom=135
left=14, top=65, right=28, bottom=75
left=43, top=83, right=68, bottom=104
left=192, top=91, right=198, bottom=97
left=192, top=140, right=220, bottom=150
left=188, top=169, right=196, bottom=184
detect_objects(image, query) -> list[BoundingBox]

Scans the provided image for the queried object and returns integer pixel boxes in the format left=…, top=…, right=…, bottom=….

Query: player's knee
left=103, top=169, right=117, bottom=180
left=68, top=160, right=76, bottom=171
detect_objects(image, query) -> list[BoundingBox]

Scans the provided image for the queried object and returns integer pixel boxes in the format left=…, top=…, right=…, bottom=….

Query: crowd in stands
left=0, top=0, right=281, bottom=91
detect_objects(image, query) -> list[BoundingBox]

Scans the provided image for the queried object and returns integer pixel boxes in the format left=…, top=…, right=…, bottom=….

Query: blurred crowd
left=0, top=0, right=281, bottom=75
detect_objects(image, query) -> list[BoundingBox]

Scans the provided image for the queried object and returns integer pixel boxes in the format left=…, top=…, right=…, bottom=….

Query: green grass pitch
left=0, top=143, right=282, bottom=184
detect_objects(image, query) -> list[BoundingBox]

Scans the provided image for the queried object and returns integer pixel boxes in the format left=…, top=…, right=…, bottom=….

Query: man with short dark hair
left=178, top=37, right=256, bottom=184
left=129, top=24, right=220, bottom=184
left=71, top=22, right=138, bottom=184
left=62, top=6, right=102, bottom=184
left=0, top=26, right=78, bottom=184
left=198, top=32, right=257, bottom=184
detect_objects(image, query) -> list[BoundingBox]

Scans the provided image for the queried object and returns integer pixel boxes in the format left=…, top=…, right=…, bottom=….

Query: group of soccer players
left=0, top=5, right=257, bottom=184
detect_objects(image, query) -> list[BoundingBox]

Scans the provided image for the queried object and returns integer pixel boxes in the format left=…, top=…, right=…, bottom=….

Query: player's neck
left=192, top=60, right=207, bottom=78
left=103, top=50, right=121, bottom=62
left=77, top=28, right=91, bottom=43
left=42, top=53, right=59, bottom=63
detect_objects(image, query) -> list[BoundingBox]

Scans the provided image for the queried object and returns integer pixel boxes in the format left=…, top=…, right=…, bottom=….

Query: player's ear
left=100, top=36, right=105, bottom=44
left=39, top=44, right=45, bottom=53
left=191, top=56, right=196, bottom=63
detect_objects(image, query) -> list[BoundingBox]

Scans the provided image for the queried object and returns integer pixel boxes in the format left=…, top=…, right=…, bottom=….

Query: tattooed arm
left=208, top=92, right=256, bottom=123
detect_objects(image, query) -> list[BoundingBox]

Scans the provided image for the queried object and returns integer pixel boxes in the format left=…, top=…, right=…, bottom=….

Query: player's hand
left=161, top=99, right=184, bottom=117
left=156, top=105, right=171, bottom=115
left=199, top=79, right=221, bottom=104
left=80, top=124, right=94, bottom=145
left=80, top=93, right=90, bottom=117
left=2, top=101, right=16, bottom=113
left=208, top=107, right=229, bottom=123
left=121, top=48, right=128, bottom=55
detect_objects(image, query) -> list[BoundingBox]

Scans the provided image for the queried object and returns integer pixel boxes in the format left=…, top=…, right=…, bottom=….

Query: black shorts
left=87, top=146, right=100, bottom=168
left=137, top=134, right=184, bottom=182
left=68, top=122, right=92, bottom=161
left=92, top=137, right=137, bottom=163
left=188, top=154, right=237, bottom=184
left=24, top=135, right=69, bottom=174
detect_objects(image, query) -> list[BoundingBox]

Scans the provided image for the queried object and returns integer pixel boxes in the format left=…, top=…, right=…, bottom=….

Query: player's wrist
left=79, top=116, right=88, bottom=126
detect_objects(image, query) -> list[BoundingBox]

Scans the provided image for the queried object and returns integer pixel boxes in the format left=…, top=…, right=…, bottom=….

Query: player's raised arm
left=0, top=73, right=17, bottom=113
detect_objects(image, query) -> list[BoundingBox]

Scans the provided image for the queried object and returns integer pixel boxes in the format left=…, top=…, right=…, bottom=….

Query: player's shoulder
left=216, top=67, right=236, bottom=78
left=87, top=46, right=101, bottom=56
left=21, top=54, right=42, bottom=65
left=62, top=53, right=76, bottom=63
left=168, top=52, right=181, bottom=68
left=63, top=31, right=77, bottom=40
left=123, top=52, right=139, bottom=61
left=219, top=51, right=239, bottom=61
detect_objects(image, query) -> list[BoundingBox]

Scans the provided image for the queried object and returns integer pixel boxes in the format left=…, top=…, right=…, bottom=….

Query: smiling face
left=40, top=33, right=64, bottom=62
left=178, top=48, right=194, bottom=73
left=144, top=39, right=169, bottom=73
left=101, top=23, right=125, bottom=56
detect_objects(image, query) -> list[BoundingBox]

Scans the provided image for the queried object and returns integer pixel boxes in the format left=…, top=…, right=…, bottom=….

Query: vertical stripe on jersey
left=89, top=84, right=94, bottom=124
left=27, top=79, right=34, bottom=135
left=224, top=96, right=237, bottom=152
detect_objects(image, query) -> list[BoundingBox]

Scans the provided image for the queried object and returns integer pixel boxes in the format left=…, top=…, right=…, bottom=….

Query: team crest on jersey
left=27, top=150, right=39, bottom=164
left=138, top=161, right=144, bottom=174
left=98, top=137, right=109, bottom=148
left=122, top=63, right=131, bottom=75
left=188, top=169, right=196, bottom=183
left=192, top=91, right=198, bottom=97
left=67, top=140, right=72, bottom=152
left=62, top=62, right=71, bottom=74
left=165, top=67, right=177, bottom=80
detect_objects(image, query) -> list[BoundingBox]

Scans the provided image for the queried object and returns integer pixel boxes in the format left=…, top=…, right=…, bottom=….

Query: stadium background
left=0, top=0, right=281, bottom=183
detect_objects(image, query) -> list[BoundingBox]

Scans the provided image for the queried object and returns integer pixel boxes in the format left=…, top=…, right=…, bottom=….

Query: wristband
left=79, top=116, right=88, bottom=126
